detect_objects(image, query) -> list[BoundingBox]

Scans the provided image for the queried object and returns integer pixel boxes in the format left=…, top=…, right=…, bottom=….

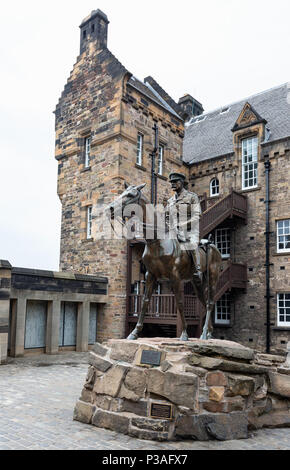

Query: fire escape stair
left=200, top=190, right=248, bottom=238
left=213, top=260, right=248, bottom=303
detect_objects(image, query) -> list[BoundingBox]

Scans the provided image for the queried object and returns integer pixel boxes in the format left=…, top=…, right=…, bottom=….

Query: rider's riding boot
left=193, top=247, right=203, bottom=284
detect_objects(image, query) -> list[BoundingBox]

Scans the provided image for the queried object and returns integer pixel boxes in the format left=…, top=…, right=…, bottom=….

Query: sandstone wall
left=189, top=138, right=290, bottom=353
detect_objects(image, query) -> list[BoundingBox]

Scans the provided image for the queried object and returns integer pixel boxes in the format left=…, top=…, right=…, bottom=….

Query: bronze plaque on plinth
left=150, top=403, right=173, bottom=420
left=140, top=350, right=162, bottom=366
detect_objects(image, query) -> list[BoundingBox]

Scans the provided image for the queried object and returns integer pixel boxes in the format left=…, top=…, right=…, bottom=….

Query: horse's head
left=107, top=182, right=146, bottom=222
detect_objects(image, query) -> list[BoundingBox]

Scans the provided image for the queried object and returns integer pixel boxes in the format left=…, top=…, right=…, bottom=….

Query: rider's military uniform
left=166, top=187, right=201, bottom=249
left=166, top=173, right=202, bottom=281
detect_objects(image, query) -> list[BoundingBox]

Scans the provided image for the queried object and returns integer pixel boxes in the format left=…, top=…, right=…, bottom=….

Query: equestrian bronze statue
left=107, top=177, right=222, bottom=341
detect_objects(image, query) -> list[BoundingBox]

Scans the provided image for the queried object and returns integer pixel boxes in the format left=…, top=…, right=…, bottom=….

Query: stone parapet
left=74, top=338, right=290, bottom=441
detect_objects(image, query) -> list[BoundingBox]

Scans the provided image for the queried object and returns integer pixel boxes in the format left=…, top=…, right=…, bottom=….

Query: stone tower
left=54, top=11, right=187, bottom=341
left=79, top=9, right=109, bottom=54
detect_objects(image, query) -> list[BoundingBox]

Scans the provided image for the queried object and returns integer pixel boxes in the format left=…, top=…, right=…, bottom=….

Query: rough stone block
left=94, top=394, right=112, bottom=411
left=92, top=409, right=130, bottom=434
left=207, top=371, right=228, bottom=387
left=226, top=374, right=255, bottom=397
left=209, top=387, right=225, bottom=403
left=248, top=410, right=290, bottom=430
left=131, top=417, right=171, bottom=432
left=191, top=356, right=223, bottom=370
left=277, top=367, right=290, bottom=376
left=224, top=396, right=245, bottom=412
left=203, top=401, right=226, bottom=413
left=118, top=366, right=148, bottom=402
left=190, top=355, right=268, bottom=375
left=147, top=369, right=199, bottom=410
left=268, top=372, right=290, bottom=398
left=93, top=364, right=128, bottom=397
left=176, top=412, right=248, bottom=441
left=84, top=366, right=96, bottom=390
left=185, top=365, right=207, bottom=377
left=188, top=339, right=255, bottom=362
left=256, top=353, right=286, bottom=364
left=110, top=340, right=140, bottom=363
left=89, top=352, right=113, bottom=373
left=93, top=343, right=109, bottom=357
left=203, top=396, right=245, bottom=414
left=160, top=360, right=172, bottom=372
left=129, top=425, right=169, bottom=442
left=73, top=400, right=95, bottom=424
left=269, top=395, right=290, bottom=411
left=120, top=399, right=148, bottom=416
left=80, top=388, right=93, bottom=404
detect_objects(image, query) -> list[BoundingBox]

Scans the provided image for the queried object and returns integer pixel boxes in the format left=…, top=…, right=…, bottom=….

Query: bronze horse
left=108, top=183, right=222, bottom=341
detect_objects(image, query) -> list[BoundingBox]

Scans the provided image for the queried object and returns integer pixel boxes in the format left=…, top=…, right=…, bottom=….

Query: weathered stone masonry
left=55, top=10, right=290, bottom=352
left=55, top=10, right=189, bottom=342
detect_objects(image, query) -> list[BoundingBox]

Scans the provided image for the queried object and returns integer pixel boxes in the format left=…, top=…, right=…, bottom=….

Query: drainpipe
left=151, top=124, right=159, bottom=205
left=264, top=160, right=273, bottom=354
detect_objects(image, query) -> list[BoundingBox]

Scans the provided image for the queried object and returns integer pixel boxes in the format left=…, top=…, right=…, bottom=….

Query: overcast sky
left=0, top=0, right=289, bottom=271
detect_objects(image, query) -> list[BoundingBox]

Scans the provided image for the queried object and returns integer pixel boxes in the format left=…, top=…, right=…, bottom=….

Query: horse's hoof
left=127, top=331, right=138, bottom=341
left=180, top=331, right=189, bottom=342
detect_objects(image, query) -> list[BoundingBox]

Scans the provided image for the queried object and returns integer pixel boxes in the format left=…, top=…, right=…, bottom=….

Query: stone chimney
left=79, top=9, right=109, bottom=54
left=178, top=94, right=204, bottom=120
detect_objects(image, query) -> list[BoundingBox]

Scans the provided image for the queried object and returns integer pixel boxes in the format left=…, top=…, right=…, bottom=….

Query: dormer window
left=242, top=136, right=258, bottom=190
left=210, top=178, right=219, bottom=197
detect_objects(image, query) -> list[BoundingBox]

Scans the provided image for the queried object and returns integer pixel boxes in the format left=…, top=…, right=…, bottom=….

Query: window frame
left=87, top=205, right=93, bottom=239
left=277, top=293, right=290, bottom=327
left=214, top=228, right=231, bottom=259
left=215, top=293, right=231, bottom=325
left=84, top=136, right=91, bottom=168
left=210, top=178, right=220, bottom=197
left=277, top=219, right=290, bottom=253
left=136, top=133, right=143, bottom=166
left=158, top=144, right=164, bottom=176
left=242, top=136, right=258, bottom=190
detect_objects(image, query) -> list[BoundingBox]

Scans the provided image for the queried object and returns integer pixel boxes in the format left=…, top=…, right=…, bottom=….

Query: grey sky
left=0, top=0, right=289, bottom=271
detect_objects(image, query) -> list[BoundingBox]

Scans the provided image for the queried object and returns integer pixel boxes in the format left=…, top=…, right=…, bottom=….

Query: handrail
left=200, top=190, right=247, bottom=237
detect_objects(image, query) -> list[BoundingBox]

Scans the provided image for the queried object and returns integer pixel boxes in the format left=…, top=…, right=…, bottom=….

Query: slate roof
left=183, top=83, right=290, bottom=164
left=128, top=76, right=182, bottom=120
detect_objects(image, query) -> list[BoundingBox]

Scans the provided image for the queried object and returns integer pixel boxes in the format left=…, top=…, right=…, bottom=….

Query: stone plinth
left=74, top=338, right=290, bottom=441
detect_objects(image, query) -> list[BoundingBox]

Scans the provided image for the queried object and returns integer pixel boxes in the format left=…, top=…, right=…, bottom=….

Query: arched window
left=210, top=178, right=219, bottom=197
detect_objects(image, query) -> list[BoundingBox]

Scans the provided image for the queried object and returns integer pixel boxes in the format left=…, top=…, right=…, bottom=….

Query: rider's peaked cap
left=169, top=172, right=187, bottom=183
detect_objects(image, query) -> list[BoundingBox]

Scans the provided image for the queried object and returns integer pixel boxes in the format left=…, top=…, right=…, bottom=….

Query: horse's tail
left=209, top=243, right=224, bottom=272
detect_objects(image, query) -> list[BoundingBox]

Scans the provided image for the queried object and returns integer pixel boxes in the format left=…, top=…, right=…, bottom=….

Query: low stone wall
left=74, top=338, right=290, bottom=441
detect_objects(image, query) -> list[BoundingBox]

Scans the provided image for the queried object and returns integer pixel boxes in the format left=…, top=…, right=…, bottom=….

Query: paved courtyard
left=0, top=352, right=290, bottom=451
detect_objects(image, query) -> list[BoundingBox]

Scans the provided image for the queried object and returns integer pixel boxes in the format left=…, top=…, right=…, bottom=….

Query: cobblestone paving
left=0, top=352, right=290, bottom=451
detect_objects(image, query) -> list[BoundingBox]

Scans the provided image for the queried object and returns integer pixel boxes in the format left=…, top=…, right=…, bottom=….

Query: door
left=24, top=300, right=47, bottom=349
left=88, top=304, right=98, bottom=345
left=59, top=302, right=78, bottom=347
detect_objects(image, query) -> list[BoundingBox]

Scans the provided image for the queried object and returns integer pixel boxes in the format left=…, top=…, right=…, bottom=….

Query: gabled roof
left=127, top=76, right=183, bottom=120
left=183, top=83, right=290, bottom=164
left=232, top=102, right=267, bottom=132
